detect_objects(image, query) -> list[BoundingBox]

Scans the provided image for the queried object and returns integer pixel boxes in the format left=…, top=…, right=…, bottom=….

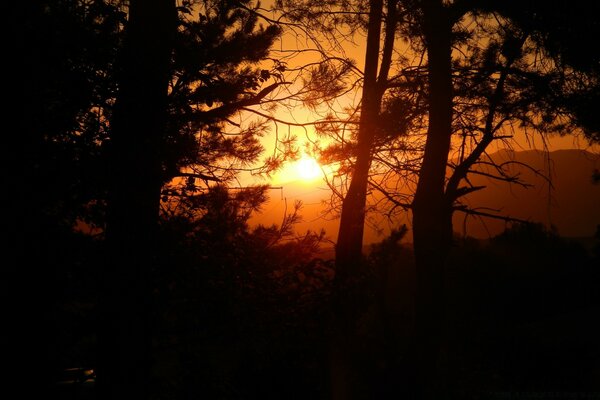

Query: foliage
left=15, top=1, right=292, bottom=394
left=163, top=0, right=288, bottom=186
left=276, top=0, right=600, bottom=227
left=153, top=185, right=334, bottom=398
left=441, top=223, right=600, bottom=394
left=20, top=0, right=291, bottom=234
left=15, top=0, right=124, bottom=231
left=14, top=1, right=600, bottom=397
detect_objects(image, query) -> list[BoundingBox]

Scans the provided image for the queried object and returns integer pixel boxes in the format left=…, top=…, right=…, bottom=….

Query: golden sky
left=238, top=3, right=600, bottom=243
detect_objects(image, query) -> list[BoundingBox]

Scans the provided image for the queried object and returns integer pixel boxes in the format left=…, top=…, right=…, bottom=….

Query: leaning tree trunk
left=330, top=1, right=384, bottom=398
left=96, top=1, right=176, bottom=399
left=335, top=0, right=384, bottom=279
left=411, top=0, right=454, bottom=398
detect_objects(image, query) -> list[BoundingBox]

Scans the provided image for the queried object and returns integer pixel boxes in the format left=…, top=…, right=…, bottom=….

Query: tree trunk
left=6, top=4, right=56, bottom=396
left=330, top=2, right=384, bottom=399
left=335, top=0, right=383, bottom=279
left=96, top=1, right=176, bottom=399
left=411, top=0, right=453, bottom=397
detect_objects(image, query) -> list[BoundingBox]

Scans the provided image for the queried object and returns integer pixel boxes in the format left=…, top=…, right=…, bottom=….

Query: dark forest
left=5, top=1, right=600, bottom=399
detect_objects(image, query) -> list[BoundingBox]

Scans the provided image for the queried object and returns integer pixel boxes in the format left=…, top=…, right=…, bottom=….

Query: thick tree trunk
left=6, top=5, right=56, bottom=397
left=411, top=0, right=454, bottom=397
left=96, top=1, right=176, bottom=399
left=335, top=0, right=383, bottom=279
left=330, top=2, right=384, bottom=399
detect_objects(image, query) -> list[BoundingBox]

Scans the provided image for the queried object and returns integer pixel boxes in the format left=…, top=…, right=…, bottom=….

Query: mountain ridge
left=457, top=148, right=600, bottom=238
left=250, top=149, right=600, bottom=244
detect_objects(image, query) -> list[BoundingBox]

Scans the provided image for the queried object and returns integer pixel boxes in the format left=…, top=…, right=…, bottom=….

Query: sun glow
left=275, top=154, right=323, bottom=183
left=296, top=155, right=322, bottom=180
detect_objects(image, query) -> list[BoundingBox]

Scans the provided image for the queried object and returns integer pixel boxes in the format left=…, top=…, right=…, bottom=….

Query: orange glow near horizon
left=296, top=155, right=322, bottom=180
left=274, top=153, right=324, bottom=184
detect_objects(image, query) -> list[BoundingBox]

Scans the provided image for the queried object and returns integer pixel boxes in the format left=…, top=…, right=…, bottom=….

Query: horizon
left=249, top=147, right=600, bottom=245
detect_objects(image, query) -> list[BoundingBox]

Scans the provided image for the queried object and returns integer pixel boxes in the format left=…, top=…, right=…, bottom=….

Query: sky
left=243, top=102, right=599, bottom=246
left=238, top=4, right=600, bottom=245
left=247, top=140, right=600, bottom=247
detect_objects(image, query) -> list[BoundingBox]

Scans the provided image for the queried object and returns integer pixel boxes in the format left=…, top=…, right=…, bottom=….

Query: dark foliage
left=152, top=187, right=334, bottom=399
left=442, top=223, right=600, bottom=396
left=8, top=1, right=600, bottom=399
left=12, top=0, right=122, bottom=232
left=484, top=0, right=600, bottom=143
left=350, top=223, right=600, bottom=398
left=162, top=0, right=285, bottom=185
left=7, top=1, right=122, bottom=396
left=8, top=0, right=288, bottom=397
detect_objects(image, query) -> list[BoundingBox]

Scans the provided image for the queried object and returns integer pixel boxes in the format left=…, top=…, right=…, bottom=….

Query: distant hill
left=455, top=149, right=600, bottom=238
left=250, top=149, right=600, bottom=244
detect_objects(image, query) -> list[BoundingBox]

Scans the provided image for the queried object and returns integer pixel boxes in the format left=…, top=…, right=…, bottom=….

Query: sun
left=294, top=155, right=322, bottom=181
left=272, top=153, right=325, bottom=184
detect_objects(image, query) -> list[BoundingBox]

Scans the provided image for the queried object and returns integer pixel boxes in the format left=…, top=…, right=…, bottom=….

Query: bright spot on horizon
left=296, top=155, right=322, bottom=180
left=274, top=154, right=323, bottom=183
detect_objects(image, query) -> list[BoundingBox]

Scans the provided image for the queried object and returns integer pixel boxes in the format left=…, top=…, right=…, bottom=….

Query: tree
left=6, top=1, right=123, bottom=396
left=407, top=1, right=454, bottom=395
left=8, top=0, right=293, bottom=397
left=335, top=0, right=388, bottom=279
left=266, top=1, right=414, bottom=397
left=272, top=0, right=600, bottom=396
left=400, top=0, right=600, bottom=396
left=97, top=0, right=177, bottom=398
left=160, top=0, right=286, bottom=189
left=98, top=0, right=287, bottom=398
left=5, top=0, right=287, bottom=397
left=154, top=184, right=331, bottom=398
left=269, top=0, right=425, bottom=276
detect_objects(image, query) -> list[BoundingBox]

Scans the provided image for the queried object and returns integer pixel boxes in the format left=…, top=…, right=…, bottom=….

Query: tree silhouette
left=99, top=1, right=286, bottom=397
left=404, top=1, right=600, bottom=396
left=8, top=0, right=286, bottom=397
left=269, top=0, right=600, bottom=397
left=7, top=1, right=123, bottom=396
left=265, top=2, right=414, bottom=396
left=161, top=0, right=285, bottom=189
left=98, top=0, right=177, bottom=398
left=8, top=0, right=600, bottom=397
left=152, top=184, right=331, bottom=398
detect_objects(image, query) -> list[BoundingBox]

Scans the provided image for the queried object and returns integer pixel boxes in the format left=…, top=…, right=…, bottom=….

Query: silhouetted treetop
left=477, top=0, right=600, bottom=142
left=161, top=0, right=288, bottom=193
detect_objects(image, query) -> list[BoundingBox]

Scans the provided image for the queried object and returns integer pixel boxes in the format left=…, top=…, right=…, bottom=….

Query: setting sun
left=295, top=155, right=322, bottom=181
left=274, top=154, right=324, bottom=184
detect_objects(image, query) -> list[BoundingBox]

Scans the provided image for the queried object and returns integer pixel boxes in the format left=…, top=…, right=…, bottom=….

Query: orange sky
left=239, top=5, right=600, bottom=245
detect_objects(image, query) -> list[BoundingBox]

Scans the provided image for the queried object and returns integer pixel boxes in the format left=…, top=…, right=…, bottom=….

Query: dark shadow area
left=8, top=1, right=600, bottom=399
left=42, top=221, right=600, bottom=399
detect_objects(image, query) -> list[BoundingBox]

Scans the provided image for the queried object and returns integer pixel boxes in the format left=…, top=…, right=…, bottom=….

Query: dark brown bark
left=330, top=3, right=385, bottom=399
left=6, top=5, right=56, bottom=396
left=335, top=0, right=385, bottom=279
left=411, top=0, right=454, bottom=397
left=96, top=1, right=176, bottom=399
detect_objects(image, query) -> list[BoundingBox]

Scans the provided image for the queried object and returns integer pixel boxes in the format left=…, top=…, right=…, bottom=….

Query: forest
left=6, top=1, right=600, bottom=399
